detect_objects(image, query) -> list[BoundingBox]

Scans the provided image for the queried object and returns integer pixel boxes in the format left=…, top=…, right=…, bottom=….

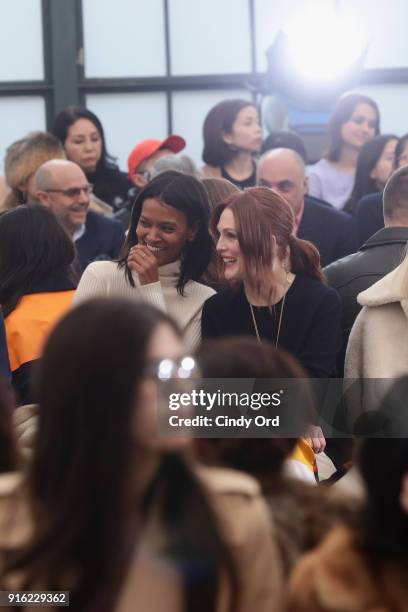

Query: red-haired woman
left=201, top=187, right=341, bottom=378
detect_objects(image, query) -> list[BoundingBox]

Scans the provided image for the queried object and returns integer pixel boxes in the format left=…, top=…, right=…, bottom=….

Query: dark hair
left=6, top=299, right=237, bottom=611
left=119, top=171, right=213, bottom=294
left=202, top=99, right=257, bottom=166
left=210, top=187, right=324, bottom=295
left=344, top=134, right=397, bottom=214
left=261, top=131, right=307, bottom=162
left=326, top=93, right=380, bottom=162
left=383, top=165, right=408, bottom=221
left=52, top=106, right=118, bottom=172
left=195, top=337, right=306, bottom=489
left=359, top=437, right=408, bottom=561
left=395, top=133, right=408, bottom=167
left=0, top=205, right=76, bottom=317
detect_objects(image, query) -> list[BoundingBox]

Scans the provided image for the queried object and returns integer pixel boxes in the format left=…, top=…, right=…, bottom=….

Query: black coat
left=355, top=192, right=383, bottom=247
left=299, top=196, right=358, bottom=267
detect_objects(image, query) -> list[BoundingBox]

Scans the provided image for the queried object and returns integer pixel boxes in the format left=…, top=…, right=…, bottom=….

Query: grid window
left=168, top=0, right=251, bottom=75
left=0, top=0, right=44, bottom=81
left=0, top=97, right=46, bottom=172
left=86, top=92, right=168, bottom=171
left=82, top=0, right=166, bottom=78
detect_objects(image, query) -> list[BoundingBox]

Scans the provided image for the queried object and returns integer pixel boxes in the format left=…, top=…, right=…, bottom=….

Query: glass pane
left=86, top=93, right=168, bottom=172
left=172, top=89, right=253, bottom=166
left=0, top=0, right=44, bottom=80
left=83, top=0, right=166, bottom=77
left=339, top=0, right=408, bottom=69
left=169, top=0, right=251, bottom=75
left=358, top=83, right=408, bottom=135
left=0, top=97, right=46, bottom=174
left=254, top=0, right=309, bottom=73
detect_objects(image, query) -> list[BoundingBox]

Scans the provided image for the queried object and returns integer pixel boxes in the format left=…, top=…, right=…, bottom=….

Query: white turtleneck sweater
left=73, top=260, right=215, bottom=351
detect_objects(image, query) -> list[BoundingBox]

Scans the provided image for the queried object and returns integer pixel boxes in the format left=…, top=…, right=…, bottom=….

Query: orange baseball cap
left=127, top=135, right=186, bottom=178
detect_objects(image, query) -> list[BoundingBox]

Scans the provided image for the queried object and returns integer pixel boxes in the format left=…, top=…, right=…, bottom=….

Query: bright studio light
left=284, top=3, right=366, bottom=83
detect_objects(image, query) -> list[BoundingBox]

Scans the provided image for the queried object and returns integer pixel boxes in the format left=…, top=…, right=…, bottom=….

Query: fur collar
left=358, top=256, right=408, bottom=309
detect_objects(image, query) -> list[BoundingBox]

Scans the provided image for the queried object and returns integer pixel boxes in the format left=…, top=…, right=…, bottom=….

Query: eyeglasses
left=44, top=184, right=93, bottom=198
left=144, top=356, right=199, bottom=381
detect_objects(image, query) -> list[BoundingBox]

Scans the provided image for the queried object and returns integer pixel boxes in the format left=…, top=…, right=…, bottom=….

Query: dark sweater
left=201, top=275, right=341, bottom=377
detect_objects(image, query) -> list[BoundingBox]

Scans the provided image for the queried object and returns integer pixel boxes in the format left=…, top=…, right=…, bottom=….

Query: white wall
left=0, top=98, right=46, bottom=174
left=0, top=0, right=44, bottom=81
left=86, top=92, right=168, bottom=171
left=82, top=0, right=166, bottom=77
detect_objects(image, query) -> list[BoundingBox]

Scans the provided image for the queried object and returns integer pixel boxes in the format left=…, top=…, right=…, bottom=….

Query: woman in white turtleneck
left=74, top=171, right=215, bottom=350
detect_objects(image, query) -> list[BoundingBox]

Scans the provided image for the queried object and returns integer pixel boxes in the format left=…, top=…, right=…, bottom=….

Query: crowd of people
left=0, top=90, right=408, bottom=610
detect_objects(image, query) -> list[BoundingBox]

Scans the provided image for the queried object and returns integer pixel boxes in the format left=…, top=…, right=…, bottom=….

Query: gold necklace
left=248, top=274, right=294, bottom=347
left=249, top=294, right=286, bottom=347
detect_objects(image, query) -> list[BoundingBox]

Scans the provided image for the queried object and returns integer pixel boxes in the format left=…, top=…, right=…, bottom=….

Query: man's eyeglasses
left=44, top=184, right=93, bottom=198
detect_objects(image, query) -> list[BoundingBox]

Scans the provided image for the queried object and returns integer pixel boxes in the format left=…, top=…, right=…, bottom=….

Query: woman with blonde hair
left=1, top=132, right=64, bottom=211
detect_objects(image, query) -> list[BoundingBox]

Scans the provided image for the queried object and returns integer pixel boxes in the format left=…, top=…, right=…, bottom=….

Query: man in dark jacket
left=257, top=149, right=357, bottom=267
left=35, top=160, right=125, bottom=271
left=324, top=166, right=408, bottom=375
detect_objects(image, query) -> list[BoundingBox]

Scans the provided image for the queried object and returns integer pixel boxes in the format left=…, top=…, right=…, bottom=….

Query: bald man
left=257, top=148, right=357, bottom=267
left=36, top=160, right=125, bottom=271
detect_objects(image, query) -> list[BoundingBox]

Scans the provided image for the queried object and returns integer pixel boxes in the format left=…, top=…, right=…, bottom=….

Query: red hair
left=209, top=187, right=324, bottom=289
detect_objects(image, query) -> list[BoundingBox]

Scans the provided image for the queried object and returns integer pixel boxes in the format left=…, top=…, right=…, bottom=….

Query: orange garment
left=287, top=439, right=318, bottom=483
left=5, top=291, right=75, bottom=372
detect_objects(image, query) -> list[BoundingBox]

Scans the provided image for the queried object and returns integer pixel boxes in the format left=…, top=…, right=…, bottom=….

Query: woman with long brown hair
left=201, top=187, right=341, bottom=378
left=0, top=299, right=282, bottom=611
left=308, top=92, right=380, bottom=210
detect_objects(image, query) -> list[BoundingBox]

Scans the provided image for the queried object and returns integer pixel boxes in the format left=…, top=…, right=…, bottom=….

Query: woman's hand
left=305, top=425, right=326, bottom=454
left=127, top=245, right=159, bottom=285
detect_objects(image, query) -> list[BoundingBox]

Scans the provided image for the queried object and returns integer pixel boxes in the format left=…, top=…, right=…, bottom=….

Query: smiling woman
left=74, top=171, right=215, bottom=350
left=308, top=92, right=380, bottom=210
left=201, top=187, right=341, bottom=378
